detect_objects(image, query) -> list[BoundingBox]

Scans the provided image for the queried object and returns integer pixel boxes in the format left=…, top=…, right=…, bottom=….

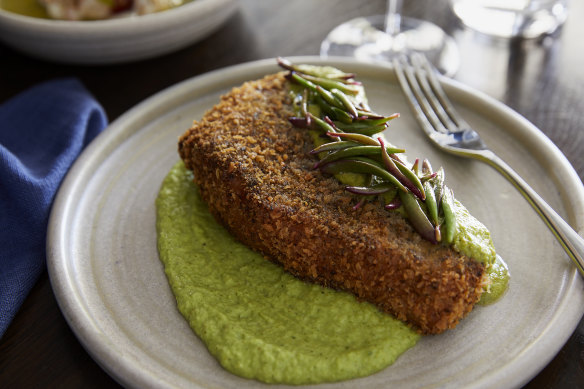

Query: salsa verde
left=156, top=162, right=421, bottom=384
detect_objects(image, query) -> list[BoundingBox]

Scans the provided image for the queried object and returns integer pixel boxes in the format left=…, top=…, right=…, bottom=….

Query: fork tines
left=393, top=53, right=469, bottom=136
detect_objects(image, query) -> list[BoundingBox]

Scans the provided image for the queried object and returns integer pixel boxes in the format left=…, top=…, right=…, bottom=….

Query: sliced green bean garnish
left=356, top=109, right=384, bottom=118
left=330, top=107, right=353, bottom=124
left=315, top=85, right=344, bottom=109
left=310, top=141, right=358, bottom=154
left=424, top=181, right=439, bottom=225
left=279, top=58, right=463, bottom=246
left=290, top=72, right=318, bottom=93
left=308, top=113, right=336, bottom=134
left=313, top=94, right=336, bottom=118
left=346, top=182, right=395, bottom=196
left=331, top=88, right=359, bottom=117
left=430, top=167, right=445, bottom=205
left=399, top=191, right=438, bottom=244
left=277, top=57, right=356, bottom=82
left=355, top=112, right=400, bottom=126
left=319, top=158, right=407, bottom=193
left=333, top=120, right=386, bottom=133
left=335, top=123, right=388, bottom=137
left=316, top=145, right=406, bottom=167
left=393, top=158, right=426, bottom=200
left=300, top=73, right=361, bottom=95
left=326, top=132, right=380, bottom=146
left=379, top=137, right=425, bottom=200
left=441, top=187, right=457, bottom=244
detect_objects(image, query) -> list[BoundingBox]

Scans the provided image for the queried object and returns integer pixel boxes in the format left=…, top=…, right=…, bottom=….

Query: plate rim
left=47, top=56, right=584, bottom=388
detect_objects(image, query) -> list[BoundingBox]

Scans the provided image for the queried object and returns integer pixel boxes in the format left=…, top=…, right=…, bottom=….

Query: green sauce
left=156, top=162, right=420, bottom=385
left=478, top=255, right=509, bottom=305
left=451, top=199, right=495, bottom=265
left=450, top=200, right=509, bottom=304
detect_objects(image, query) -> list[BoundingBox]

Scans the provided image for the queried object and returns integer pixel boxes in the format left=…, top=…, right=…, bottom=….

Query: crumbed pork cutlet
left=178, top=73, right=487, bottom=334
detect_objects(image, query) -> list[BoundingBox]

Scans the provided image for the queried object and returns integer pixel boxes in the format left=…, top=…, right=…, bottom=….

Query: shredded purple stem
left=353, top=198, right=366, bottom=210
left=288, top=117, right=309, bottom=128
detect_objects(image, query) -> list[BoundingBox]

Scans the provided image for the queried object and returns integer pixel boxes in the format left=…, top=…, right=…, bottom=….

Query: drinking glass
left=320, top=0, right=460, bottom=76
left=449, top=0, right=569, bottom=39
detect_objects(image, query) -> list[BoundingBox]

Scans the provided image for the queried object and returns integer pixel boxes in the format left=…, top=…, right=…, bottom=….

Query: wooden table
left=1, top=1, right=583, bottom=387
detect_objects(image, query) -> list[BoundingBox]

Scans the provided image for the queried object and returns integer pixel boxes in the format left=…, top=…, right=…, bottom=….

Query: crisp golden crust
left=178, top=73, right=486, bottom=334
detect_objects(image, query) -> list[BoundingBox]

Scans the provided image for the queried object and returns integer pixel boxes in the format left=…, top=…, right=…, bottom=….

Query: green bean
left=394, top=158, right=426, bottom=200
left=430, top=167, right=445, bottom=205
left=441, top=187, right=457, bottom=244
left=355, top=112, right=400, bottom=126
left=313, top=94, right=336, bottom=118
left=314, top=85, right=344, bottom=110
left=308, top=113, right=336, bottom=133
left=296, top=66, right=356, bottom=83
left=424, top=181, right=439, bottom=225
left=316, top=145, right=406, bottom=167
left=310, top=141, right=360, bottom=154
left=278, top=58, right=357, bottom=83
left=399, top=191, right=438, bottom=244
left=299, top=73, right=361, bottom=95
left=346, top=182, right=395, bottom=195
left=356, top=109, right=384, bottom=118
left=326, top=132, right=380, bottom=146
left=330, top=107, right=354, bottom=124
left=343, top=124, right=387, bottom=136
left=331, top=88, right=359, bottom=117
left=379, top=138, right=425, bottom=200
left=332, top=121, right=387, bottom=135
left=343, top=156, right=385, bottom=170
left=290, top=72, right=318, bottom=93
left=319, top=158, right=407, bottom=193
left=351, top=155, right=385, bottom=166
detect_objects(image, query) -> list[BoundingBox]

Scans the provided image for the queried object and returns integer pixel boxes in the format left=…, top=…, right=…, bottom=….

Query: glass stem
left=385, top=0, right=403, bottom=36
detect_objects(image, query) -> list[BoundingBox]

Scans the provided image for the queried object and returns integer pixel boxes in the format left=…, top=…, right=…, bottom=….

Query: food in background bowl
left=1, top=0, right=190, bottom=20
left=38, top=0, right=131, bottom=19
left=40, top=0, right=189, bottom=19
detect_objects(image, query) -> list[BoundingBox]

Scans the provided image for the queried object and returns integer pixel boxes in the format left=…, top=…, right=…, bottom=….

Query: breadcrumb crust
left=178, top=73, right=486, bottom=334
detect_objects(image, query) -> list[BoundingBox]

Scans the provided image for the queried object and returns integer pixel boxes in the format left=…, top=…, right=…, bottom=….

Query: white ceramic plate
left=0, top=0, right=237, bottom=64
left=47, top=57, right=584, bottom=388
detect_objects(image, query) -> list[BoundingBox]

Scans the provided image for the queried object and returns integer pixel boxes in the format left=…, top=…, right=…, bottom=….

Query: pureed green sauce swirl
left=156, top=162, right=420, bottom=385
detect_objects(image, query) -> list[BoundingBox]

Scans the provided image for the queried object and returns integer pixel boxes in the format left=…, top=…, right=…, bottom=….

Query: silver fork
left=393, top=53, right=584, bottom=277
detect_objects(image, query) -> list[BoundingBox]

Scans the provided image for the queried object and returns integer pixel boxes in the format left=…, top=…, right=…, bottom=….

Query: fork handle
left=482, top=150, right=584, bottom=277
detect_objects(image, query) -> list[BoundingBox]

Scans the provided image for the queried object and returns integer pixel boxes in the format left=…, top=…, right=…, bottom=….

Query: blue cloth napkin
left=0, top=79, right=107, bottom=338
